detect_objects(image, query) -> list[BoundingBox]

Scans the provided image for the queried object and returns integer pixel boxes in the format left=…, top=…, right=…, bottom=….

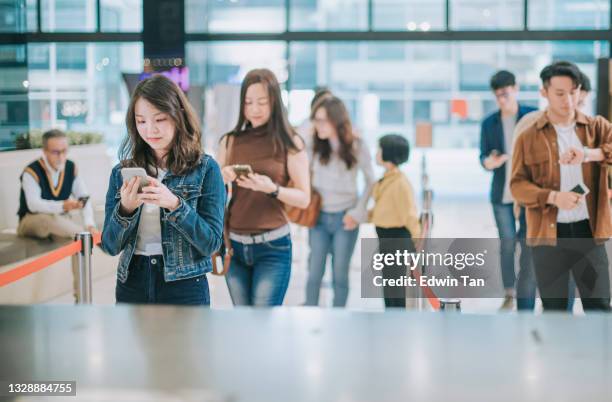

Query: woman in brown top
left=217, top=68, right=310, bottom=306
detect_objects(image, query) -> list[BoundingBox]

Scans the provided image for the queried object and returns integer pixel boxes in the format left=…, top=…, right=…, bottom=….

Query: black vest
left=18, top=159, right=76, bottom=220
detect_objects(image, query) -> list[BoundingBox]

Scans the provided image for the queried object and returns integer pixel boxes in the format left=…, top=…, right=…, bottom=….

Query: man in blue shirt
left=479, top=70, right=537, bottom=310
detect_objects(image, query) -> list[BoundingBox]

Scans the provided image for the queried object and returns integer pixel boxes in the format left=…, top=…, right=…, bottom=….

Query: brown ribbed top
left=226, top=125, right=289, bottom=234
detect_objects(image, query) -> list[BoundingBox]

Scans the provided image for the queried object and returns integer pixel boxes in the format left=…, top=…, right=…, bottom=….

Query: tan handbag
left=285, top=177, right=322, bottom=228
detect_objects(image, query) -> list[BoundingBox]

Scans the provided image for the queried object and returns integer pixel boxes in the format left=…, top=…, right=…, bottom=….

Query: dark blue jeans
left=116, top=255, right=210, bottom=306
left=225, top=234, right=292, bottom=306
left=492, top=204, right=537, bottom=310
left=305, top=211, right=359, bottom=307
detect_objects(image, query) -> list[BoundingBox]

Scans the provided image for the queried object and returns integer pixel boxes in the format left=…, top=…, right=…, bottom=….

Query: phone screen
left=571, top=184, right=586, bottom=195
left=233, top=165, right=252, bottom=178
left=121, top=168, right=150, bottom=192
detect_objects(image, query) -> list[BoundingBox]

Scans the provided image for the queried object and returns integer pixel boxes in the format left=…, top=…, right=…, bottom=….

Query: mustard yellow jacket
left=369, top=169, right=421, bottom=238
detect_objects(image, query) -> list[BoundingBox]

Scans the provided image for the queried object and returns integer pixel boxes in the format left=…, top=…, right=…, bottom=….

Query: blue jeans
left=492, top=204, right=536, bottom=310
left=225, top=234, right=292, bottom=306
left=116, top=255, right=210, bottom=305
left=305, top=211, right=359, bottom=307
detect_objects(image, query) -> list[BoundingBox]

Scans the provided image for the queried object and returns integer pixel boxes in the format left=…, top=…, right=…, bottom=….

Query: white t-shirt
left=135, top=169, right=167, bottom=255
left=554, top=123, right=589, bottom=223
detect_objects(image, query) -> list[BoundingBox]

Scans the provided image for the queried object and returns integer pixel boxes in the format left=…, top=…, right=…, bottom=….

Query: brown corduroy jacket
left=510, top=111, right=612, bottom=246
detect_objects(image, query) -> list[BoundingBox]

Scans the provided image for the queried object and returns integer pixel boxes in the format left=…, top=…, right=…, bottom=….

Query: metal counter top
left=1, top=305, right=611, bottom=401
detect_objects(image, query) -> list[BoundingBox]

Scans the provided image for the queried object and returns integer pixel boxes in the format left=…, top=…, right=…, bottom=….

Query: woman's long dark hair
left=311, top=96, right=358, bottom=169
left=120, top=75, right=203, bottom=176
left=225, top=68, right=301, bottom=154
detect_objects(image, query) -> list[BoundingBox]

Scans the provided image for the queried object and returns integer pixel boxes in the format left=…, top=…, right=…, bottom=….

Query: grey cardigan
left=306, top=134, right=376, bottom=223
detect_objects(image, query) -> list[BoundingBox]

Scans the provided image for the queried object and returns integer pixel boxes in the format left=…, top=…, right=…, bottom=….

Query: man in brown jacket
left=511, top=61, right=612, bottom=312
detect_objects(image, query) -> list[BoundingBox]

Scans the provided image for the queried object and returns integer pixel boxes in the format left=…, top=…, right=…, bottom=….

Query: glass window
left=41, top=0, right=96, bottom=32
left=380, top=99, right=405, bottom=124
left=25, top=43, right=143, bottom=151
left=290, top=0, right=368, bottom=31
left=0, top=44, right=29, bottom=150
left=28, top=43, right=50, bottom=70
left=185, top=0, right=285, bottom=33
left=451, top=0, right=523, bottom=30
left=367, top=43, right=405, bottom=61
left=0, top=0, right=23, bottom=32
left=56, top=44, right=87, bottom=70
left=101, top=0, right=142, bottom=32
left=26, top=0, right=35, bottom=31
left=187, top=41, right=287, bottom=150
left=528, top=0, right=610, bottom=30
left=288, top=40, right=607, bottom=150
left=373, top=0, right=445, bottom=31
left=0, top=0, right=36, bottom=32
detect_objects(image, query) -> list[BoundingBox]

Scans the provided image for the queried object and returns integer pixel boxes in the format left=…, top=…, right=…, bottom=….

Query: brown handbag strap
left=212, top=135, right=235, bottom=276
left=224, top=135, right=235, bottom=251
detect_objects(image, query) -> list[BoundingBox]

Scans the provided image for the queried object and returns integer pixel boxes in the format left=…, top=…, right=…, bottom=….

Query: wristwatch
left=267, top=183, right=280, bottom=198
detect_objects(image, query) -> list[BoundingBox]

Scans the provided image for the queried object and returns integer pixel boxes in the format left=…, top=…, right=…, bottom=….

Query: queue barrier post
left=75, top=232, right=93, bottom=304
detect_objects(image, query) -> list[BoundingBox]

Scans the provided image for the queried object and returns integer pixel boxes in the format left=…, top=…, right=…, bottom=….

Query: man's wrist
left=583, top=147, right=590, bottom=163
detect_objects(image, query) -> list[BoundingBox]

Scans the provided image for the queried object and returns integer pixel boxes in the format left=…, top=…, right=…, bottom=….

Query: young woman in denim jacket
left=304, top=96, right=375, bottom=307
left=217, top=69, right=310, bottom=306
left=101, top=75, right=225, bottom=305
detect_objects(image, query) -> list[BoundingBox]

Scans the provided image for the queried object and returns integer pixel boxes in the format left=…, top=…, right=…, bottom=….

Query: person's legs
left=566, top=222, right=611, bottom=312
left=491, top=204, right=517, bottom=302
left=567, top=274, right=576, bottom=312
left=251, top=235, right=293, bottom=306
left=225, top=241, right=254, bottom=306
left=531, top=245, right=571, bottom=311
left=154, top=257, right=210, bottom=306
left=48, top=214, right=84, bottom=238
left=330, top=217, right=359, bottom=307
left=376, top=227, right=414, bottom=309
left=18, top=213, right=84, bottom=302
left=116, top=255, right=151, bottom=304
left=305, top=214, right=333, bottom=306
left=516, top=207, right=536, bottom=311
left=71, top=254, right=79, bottom=303
left=17, top=214, right=56, bottom=238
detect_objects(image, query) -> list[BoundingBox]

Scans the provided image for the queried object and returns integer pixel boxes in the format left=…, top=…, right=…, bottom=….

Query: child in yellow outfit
left=369, top=134, right=420, bottom=308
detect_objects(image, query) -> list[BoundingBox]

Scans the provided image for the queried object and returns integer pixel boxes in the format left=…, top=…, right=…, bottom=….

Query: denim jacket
left=101, top=154, right=226, bottom=283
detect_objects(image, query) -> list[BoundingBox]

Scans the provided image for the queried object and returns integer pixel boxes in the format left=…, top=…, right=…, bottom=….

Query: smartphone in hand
left=78, top=196, right=90, bottom=206
left=570, top=183, right=590, bottom=196
left=233, top=164, right=253, bottom=178
left=121, top=167, right=150, bottom=193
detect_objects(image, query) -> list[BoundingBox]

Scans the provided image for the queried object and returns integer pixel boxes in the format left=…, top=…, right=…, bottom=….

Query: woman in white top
left=101, top=75, right=225, bottom=305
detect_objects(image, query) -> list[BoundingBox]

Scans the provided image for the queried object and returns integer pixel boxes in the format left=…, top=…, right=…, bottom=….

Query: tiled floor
left=49, top=196, right=583, bottom=314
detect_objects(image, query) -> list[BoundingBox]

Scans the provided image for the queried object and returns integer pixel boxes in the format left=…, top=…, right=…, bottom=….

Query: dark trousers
left=116, top=255, right=210, bottom=306
left=531, top=220, right=611, bottom=312
left=375, top=227, right=416, bottom=309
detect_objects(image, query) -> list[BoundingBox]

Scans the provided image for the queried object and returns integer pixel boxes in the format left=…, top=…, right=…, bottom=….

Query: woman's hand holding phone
left=138, top=177, right=180, bottom=211
left=120, top=176, right=144, bottom=215
left=236, top=173, right=276, bottom=194
left=221, top=166, right=237, bottom=184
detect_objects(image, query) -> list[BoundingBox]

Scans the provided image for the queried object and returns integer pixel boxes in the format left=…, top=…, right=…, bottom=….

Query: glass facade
left=1, top=0, right=610, bottom=160
left=26, top=43, right=143, bottom=150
